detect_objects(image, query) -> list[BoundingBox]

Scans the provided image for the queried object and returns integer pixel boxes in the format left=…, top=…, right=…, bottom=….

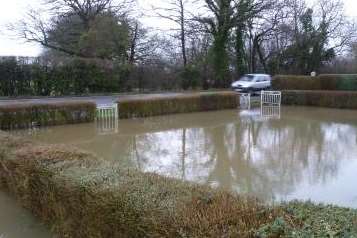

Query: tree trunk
left=179, top=0, right=187, bottom=67
left=236, top=24, right=247, bottom=77
left=257, top=41, right=268, bottom=73
left=129, top=22, right=139, bottom=65
left=212, top=29, right=230, bottom=88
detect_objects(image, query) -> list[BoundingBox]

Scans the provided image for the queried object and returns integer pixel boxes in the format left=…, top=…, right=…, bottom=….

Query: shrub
left=179, top=66, right=201, bottom=90
left=0, top=133, right=356, bottom=237
left=272, top=75, right=321, bottom=90
left=0, top=101, right=96, bottom=130
left=282, top=90, right=357, bottom=109
left=273, top=74, right=357, bottom=91
left=318, top=74, right=357, bottom=91
left=118, top=92, right=238, bottom=118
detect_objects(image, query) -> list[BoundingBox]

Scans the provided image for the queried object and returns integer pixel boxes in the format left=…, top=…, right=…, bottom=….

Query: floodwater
left=0, top=191, right=52, bottom=238
left=3, top=106, right=357, bottom=237
left=18, top=106, right=357, bottom=208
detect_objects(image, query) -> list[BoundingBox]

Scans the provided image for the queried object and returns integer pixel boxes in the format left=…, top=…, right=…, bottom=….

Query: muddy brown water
left=0, top=191, right=52, bottom=238
left=2, top=106, right=357, bottom=237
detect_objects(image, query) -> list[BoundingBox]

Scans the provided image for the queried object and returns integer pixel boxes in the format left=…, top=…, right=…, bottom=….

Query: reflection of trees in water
left=211, top=117, right=357, bottom=201
left=31, top=110, right=357, bottom=202
left=125, top=114, right=357, bottom=202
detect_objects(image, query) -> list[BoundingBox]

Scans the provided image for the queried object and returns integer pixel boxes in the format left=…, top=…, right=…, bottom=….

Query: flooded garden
left=1, top=101, right=357, bottom=237
left=15, top=106, right=357, bottom=208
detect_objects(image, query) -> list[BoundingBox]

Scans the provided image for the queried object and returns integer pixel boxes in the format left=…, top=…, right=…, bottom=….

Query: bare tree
left=127, top=20, right=162, bottom=64
left=315, top=0, right=357, bottom=54
left=152, top=0, right=199, bottom=67
left=45, top=0, right=135, bottom=26
left=245, top=0, right=287, bottom=73
left=9, top=0, right=135, bottom=59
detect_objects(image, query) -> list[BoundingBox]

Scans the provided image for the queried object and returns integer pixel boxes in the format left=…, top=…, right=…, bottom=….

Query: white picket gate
left=96, top=104, right=118, bottom=119
left=96, top=104, right=118, bottom=134
left=261, top=105, right=281, bottom=119
left=261, top=91, right=281, bottom=106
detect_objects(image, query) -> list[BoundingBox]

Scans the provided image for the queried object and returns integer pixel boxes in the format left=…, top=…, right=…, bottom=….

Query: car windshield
left=239, top=75, right=255, bottom=82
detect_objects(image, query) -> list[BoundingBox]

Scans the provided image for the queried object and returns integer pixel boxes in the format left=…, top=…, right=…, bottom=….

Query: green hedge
left=0, top=101, right=96, bottom=130
left=118, top=92, right=238, bottom=118
left=282, top=90, right=357, bottom=109
left=273, top=74, right=357, bottom=91
left=0, top=133, right=356, bottom=237
left=273, top=75, right=320, bottom=90
left=318, top=74, right=357, bottom=91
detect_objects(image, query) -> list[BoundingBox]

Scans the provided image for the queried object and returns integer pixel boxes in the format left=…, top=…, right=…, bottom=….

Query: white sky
left=0, top=0, right=356, bottom=57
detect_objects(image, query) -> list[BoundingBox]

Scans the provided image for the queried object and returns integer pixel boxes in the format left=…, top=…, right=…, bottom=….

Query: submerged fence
left=261, top=91, right=282, bottom=106
left=95, top=104, right=119, bottom=134
left=238, top=93, right=251, bottom=109
left=261, top=105, right=281, bottom=119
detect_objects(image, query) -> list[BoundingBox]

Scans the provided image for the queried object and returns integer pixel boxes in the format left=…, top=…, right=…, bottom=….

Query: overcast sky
left=0, top=0, right=356, bottom=57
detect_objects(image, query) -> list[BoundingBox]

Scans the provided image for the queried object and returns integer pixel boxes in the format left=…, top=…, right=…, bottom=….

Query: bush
left=118, top=92, right=238, bottom=118
left=0, top=58, right=213, bottom=97
left=318, top=74, right=357, bottom=91
left=273, top=75, right=321, bottom=90
left=273, top=74, right=357, bottom=91
left=179, top=66, right=201, bottom=90
left=282, top=90, right=357, bottom=109
left=0, top=133, right=356, bottom=237
left=0, top=101, right=96, bottom=130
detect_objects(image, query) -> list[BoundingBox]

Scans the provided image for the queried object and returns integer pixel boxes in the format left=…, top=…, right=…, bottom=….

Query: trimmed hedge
left=282, top=90, right=357, bottom=109
left=273, top=75, right=321, bottom=90
left=118, top=92, right=239, bottom=119
left=0, top=101, right=96, bottom=130
left=0, top=133, right=356, bottom=237
left=319, top=74, right=357, bottom=91
left=273, top=74, right=357, bottom=91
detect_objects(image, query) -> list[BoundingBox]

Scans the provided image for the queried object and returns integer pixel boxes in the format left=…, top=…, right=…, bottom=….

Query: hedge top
left=273, top=74, right=357, bottom=91
left=0, top=101, right=96, bottom=110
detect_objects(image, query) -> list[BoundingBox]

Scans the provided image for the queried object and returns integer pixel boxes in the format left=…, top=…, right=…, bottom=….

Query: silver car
left=231, top=74, right=272, bottom=93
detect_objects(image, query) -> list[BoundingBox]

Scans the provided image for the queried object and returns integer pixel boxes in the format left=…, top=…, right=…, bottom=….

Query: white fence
left=261, top=105, right=281, bottom=119
left=96, top=104, right=118, bottom=119
left=237, top=93, right=251, bottom=109
left=96, top=104, right=118, bottom=134
left=261, top=91, right=281, bottom=106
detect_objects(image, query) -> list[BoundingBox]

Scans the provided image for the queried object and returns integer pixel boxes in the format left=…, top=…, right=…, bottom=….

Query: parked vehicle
left=231, top=74, right=272, bottom=93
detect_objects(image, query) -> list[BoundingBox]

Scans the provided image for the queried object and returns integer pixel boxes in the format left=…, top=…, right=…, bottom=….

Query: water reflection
left=22, top=107, right=357, bottom=208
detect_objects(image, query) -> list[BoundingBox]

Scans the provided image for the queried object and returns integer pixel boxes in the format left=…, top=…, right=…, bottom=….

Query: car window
left=259, top=76, right=269, bottom=82
left=240, top=75, right=255, bottom=82
left=256, top=76, right=264, bottom=82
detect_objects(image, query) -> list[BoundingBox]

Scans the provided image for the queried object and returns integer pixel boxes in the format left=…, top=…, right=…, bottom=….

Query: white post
left=238, top=93, right=251, bottom=109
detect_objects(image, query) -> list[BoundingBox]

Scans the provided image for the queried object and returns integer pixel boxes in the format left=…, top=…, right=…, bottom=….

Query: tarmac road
left=0, top=92, right=186, bottom=106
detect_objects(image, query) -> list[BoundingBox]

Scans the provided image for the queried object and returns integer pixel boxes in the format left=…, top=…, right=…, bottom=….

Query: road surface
left=0, top=93, right=186, bottom=106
